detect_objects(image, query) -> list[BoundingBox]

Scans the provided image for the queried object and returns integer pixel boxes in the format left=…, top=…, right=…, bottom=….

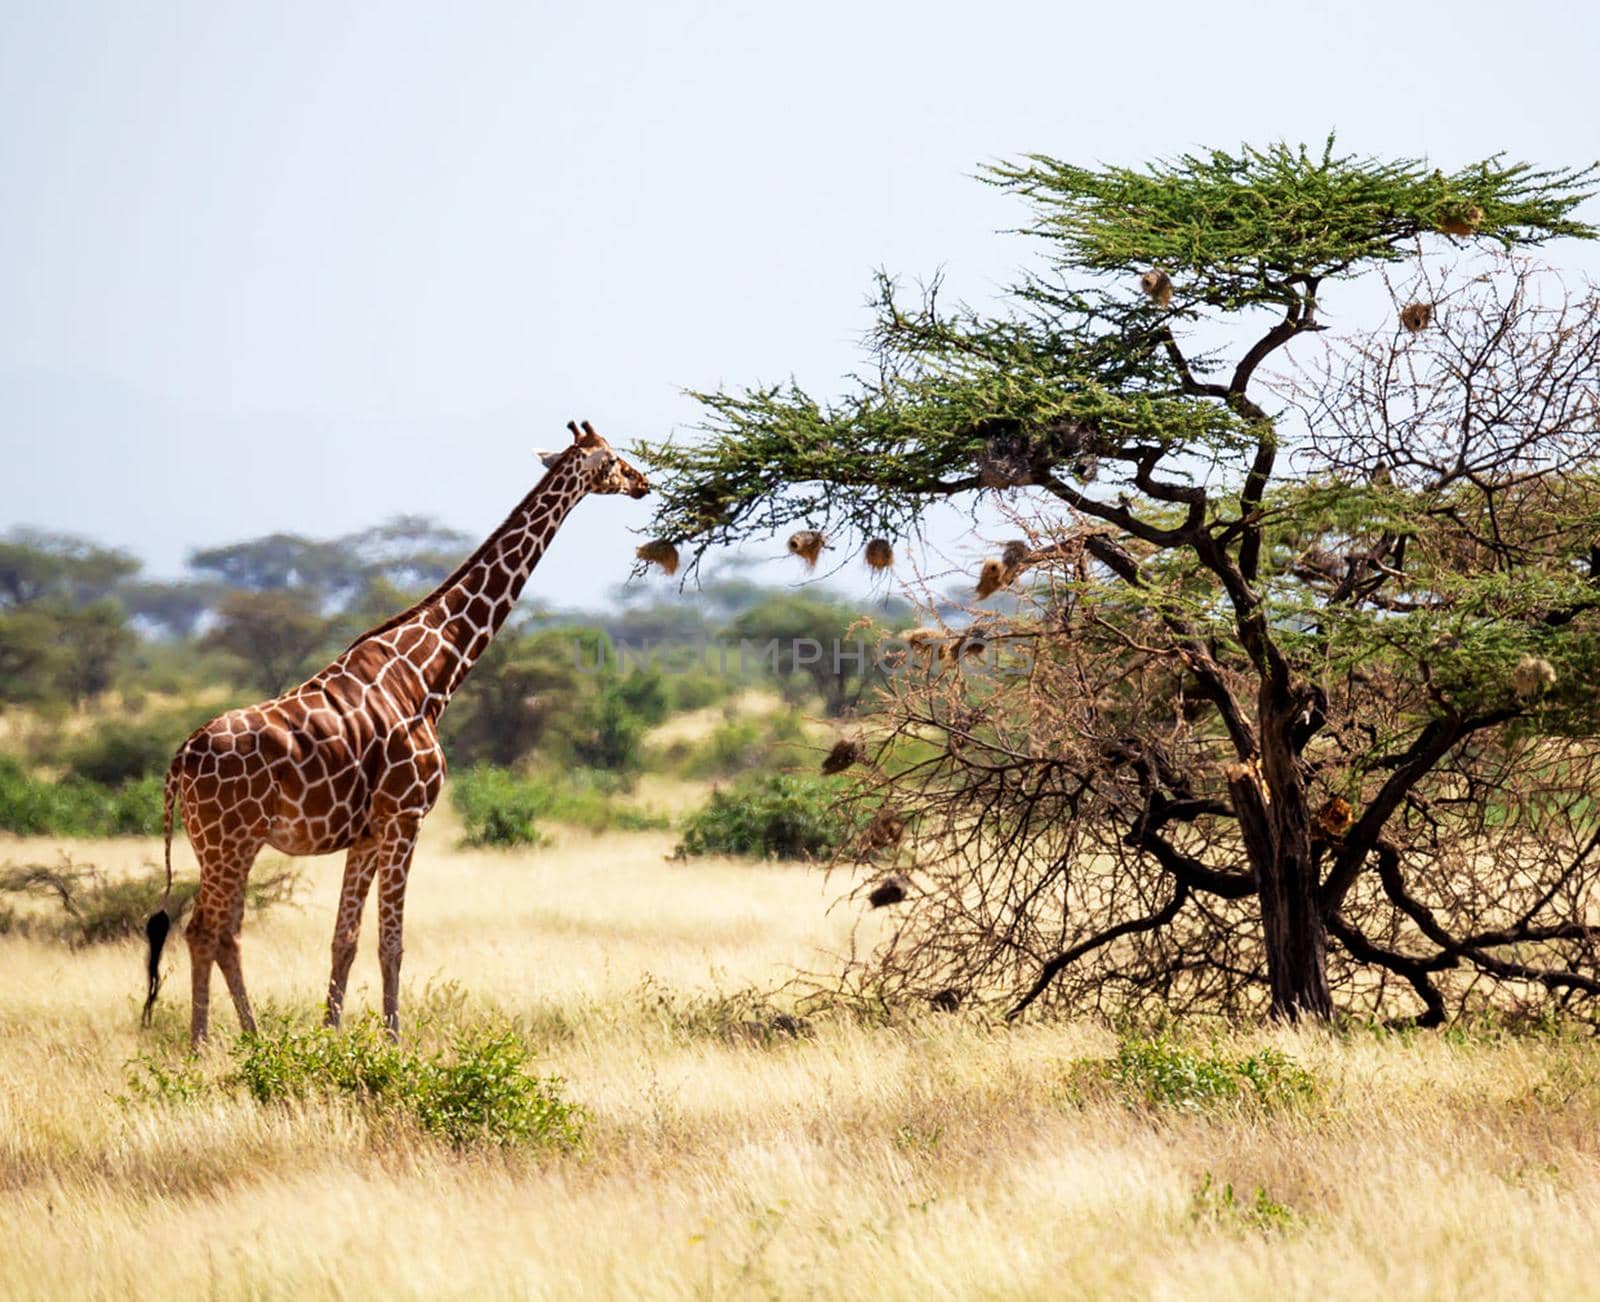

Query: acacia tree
left=638, top=142, right=1600, bottom=1022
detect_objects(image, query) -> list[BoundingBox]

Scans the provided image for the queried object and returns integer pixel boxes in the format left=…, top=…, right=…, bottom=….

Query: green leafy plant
left=62, top=716, right=186, bottom=786
left=1188, top=1173, right=1298, bottom=1233
left=1106, top=1038, right=1317, bottom=1112
left=0, top=756, right=166, bottom=837
left=674, top=773, right=860, bottom=860
left=120, top=1051, right=208, bottom=1104
left=452, top=765, right=548, bottom=847
left=172, top=1017, right=590, bottom=1150
left=451, top=765, right=668, bottom=848
left=669, top=710, right=810, bottom=780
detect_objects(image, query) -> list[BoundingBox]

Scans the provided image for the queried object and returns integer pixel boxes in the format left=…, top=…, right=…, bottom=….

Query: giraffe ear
left=579, top=448, right=608, bottom=473
left=534, top=449, right=562, bottom=468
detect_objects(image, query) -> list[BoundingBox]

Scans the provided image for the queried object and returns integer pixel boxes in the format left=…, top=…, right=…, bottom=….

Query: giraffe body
left=146, top=423, right=648, bottom=1045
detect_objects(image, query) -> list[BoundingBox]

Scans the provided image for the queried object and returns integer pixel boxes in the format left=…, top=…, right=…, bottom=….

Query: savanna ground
left=6, top=771, right=1600, bottom=1302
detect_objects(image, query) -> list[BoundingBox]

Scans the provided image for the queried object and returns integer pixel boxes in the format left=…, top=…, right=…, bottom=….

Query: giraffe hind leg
left=188, top=842, right=263, bottom=1045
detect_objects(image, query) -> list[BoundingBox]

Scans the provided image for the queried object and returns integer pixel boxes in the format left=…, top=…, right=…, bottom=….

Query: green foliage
left=724, top=591, right=907, bottom=716
left=661, top=668, right=732, bottom=712
left=190, top=516, right=470, bottom=608
left=664, top=709, right=810, bottom=780
left=631, top=138, right=1600, bottom=1027
left=230, top=1019, right=585, bottom=1149
left=1188, top=1173, right=1298, bottom=1233
left=452, top=765, right=548, bottom=847
left=131, top=1017, right=586, bottom=1150
left=63, top=714, right=188, bottom=786
left=0, top=607, right=71, bottom=706
left=451, top=765, right=667, bottom=848
left=674, top=773, right=859, bottom=860
left=121, top=1051, right=208, bottom=1104
left=116, top=579, right=226, bottom=639
left=640, top=365, right=1248, bottom=568
left=991, top=141, right=1597, bottom=308
left=1102, top=1037, right=1317, bottom=1112
left=0, top=756, right=165, bottom=837
left=114, top=639, right=247, bottom=700
left=441, top=628, right=587, bottom=768
left=0, top=601, right=136, bottom=706
left=0, top=530, right=144, bottom=705
left=636, top=139, right=1596, bottom=574
left=444, top=626, right=671, bottom=773
left=203, top=589, right=337, bottom=694
left=0, top=527, right=139, bottom=609
left=573, top=671, right=669, bottom=771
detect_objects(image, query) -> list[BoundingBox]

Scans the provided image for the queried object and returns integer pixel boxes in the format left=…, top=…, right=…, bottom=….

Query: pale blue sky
left=3, top=1, right=1596, bottom=606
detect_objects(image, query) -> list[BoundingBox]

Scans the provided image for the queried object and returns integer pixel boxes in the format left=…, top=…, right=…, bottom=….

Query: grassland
left=4, top=804, right=1600, bottom=1300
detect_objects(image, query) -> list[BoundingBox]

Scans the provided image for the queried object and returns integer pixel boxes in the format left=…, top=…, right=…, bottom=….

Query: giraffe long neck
left=344, top=455, right=591, bottom=717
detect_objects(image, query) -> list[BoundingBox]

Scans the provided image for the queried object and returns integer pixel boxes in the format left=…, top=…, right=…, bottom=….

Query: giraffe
left=142, top=420, right=649, bottom=1046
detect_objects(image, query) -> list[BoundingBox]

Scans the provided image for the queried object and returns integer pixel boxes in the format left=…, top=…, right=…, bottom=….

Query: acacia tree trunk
left=1228, top=702, right=1335, bottom=1021
left=1257, top=845, right=1333, bottom=1020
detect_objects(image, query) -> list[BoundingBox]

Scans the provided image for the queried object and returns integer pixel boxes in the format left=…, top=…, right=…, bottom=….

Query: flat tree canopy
left=637, top=140, right=1600, bottom=1024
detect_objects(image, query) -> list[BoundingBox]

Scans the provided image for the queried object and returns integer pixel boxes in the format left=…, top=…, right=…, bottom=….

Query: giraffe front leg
left=375, top=821, right=421, bottom=1041
left=325, top=838, right=382, bottom=1028
left=186, top=846, right=258, bottom=1048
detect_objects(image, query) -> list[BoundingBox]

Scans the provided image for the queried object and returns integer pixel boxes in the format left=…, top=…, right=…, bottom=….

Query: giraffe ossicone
left=143, top=421, right=649, bottom=1046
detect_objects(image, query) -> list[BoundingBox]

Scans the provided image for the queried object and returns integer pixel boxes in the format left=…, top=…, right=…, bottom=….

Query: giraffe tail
left=142, top=748, right=184, bottom=1028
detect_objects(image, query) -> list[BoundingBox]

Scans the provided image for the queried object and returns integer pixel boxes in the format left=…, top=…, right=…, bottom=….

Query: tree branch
left=1006, top=881, right=1190, bottom=1019
left=1327, top=913, right=1448, bottom=1027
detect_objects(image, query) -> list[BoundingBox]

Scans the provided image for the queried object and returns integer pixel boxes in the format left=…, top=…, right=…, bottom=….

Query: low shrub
left=451, top=765, right=668, bottom=848
left=0, top=856, right=298, bottom=946
left=672, top=710, right=811, bottom=780
left=663, top=669, right=734, bottom=713
left=1103, top=1037, right=1317, bottom=1112
left=158, top=1017, right=588, bottom=1150
left=1188, top=1173, right=1299, bottom=1233
left=453, top=765, right=547, bottom=847
left=636, top=974, right=810, bottom=1045
left=63, top=717, right=181, bottom=786
left=0, top=756, right=166, bottom=836
left=674, top=772, right=859, bottom=860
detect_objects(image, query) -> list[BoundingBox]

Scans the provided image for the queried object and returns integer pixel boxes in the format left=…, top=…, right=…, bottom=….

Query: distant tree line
left=0, top=521, right=912, bottom=777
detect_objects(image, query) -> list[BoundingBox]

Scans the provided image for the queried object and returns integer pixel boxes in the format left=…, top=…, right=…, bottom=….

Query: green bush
left=672, top=710, right=810, bottom=780
left=1188, top=1173, right=1298, bottom=1233
left=663, top=669, right=733, bottom=713
left=572, top=673, right=669, bottom=771
left=674, top=772, right=858, bottom=860
left=1105, top=1037, right=1317, bottom=1111
left=451, top=765, right=668, bottom=848
left=452, top=765, right=548, bottom=847
left=64, top=714, right=191, bottom=785
left=225, top=1018, right=585, bottom=1149
left=0, top=756, right=166, bottom=836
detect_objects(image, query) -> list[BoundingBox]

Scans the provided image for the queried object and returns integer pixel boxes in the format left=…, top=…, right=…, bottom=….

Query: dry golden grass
left=4, top=810, right=1600, bottom=1300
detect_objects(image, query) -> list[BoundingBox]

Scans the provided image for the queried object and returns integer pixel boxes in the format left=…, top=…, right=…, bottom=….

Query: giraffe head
left=538, top=420, right=649, bottom=499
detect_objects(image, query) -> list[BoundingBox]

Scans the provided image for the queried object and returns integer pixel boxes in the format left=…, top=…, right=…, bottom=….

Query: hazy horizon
left=5, top=1, right=1598, bottom=606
